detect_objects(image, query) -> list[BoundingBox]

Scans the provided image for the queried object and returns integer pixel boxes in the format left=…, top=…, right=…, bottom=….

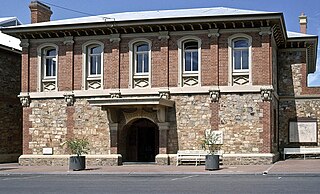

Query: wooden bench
left=283, top=147, right=320, bottom=160
left=176, top=150, right=209, bottom=166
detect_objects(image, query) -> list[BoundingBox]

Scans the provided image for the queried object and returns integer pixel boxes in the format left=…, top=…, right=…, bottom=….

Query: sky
left=0, top=0, right=320, bottom=86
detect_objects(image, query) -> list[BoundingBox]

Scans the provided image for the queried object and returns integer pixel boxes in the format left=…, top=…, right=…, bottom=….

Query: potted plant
left=63, top=138, right=89, bottom=171
left=200, top=130, right=222, bottom=171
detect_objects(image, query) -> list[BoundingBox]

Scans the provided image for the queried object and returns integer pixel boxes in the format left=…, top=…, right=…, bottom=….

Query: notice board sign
left=289, top=119, right=317, bottom=143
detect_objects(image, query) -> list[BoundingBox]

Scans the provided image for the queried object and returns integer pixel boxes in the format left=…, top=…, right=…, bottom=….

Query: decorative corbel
left=209, top=89, right=220, bottom=102
left=156, top=106, right=166, bottom=123
left=107, top=108, right=119, bottom=124
left=63, top=36, right=74, bottom=45
left=20, top=39, right=29, bottom=48
left=158, top=31, right=170, bottom=40
left=159, top=90, right=170, bottom=99
left=208, top=29, right=220, bottom=38
left=64, top=93, right=75, bottom=106
left=109, top=34, right=121, bottom=43
left=259, top=27, right=272, bottom=36
left=110, top=91, right=121, bottom=98
left=260, top=88, right=273, bottom=101
left=19, top=95, right=30, bottom=107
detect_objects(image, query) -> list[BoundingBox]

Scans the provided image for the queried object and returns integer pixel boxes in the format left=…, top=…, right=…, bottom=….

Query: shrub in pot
left=200, top=131, right=222, bottom=171
left=63, top=138, right=89, bottom=171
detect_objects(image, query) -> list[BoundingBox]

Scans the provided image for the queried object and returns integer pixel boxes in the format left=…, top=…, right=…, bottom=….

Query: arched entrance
left=124, top=118, right=159, bottom=162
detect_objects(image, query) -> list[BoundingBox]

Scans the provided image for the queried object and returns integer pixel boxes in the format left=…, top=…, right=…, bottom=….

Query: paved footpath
left=0, top=159, right=320, bottom=175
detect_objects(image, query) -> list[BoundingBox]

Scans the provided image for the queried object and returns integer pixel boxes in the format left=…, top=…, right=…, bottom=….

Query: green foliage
left=200, top=131, right=222, bottom=155
left=63, top=138, right=89, bottom=157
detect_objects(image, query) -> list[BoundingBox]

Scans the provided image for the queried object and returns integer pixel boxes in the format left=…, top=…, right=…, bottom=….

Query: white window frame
left=134, top=42, right=150, bottom=76
left=178, top=36, right=201, bottom=87
left=228, top=34, right=252, bottom=86
left=82, top=40, right=104, bottom=90
left=129, top=38, right=152, bottom=88
left=37, top=43, right=59, bottom=92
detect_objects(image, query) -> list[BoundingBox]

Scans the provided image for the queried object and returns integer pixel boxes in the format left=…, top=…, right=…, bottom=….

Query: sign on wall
left=289, top=120, right=317, bottom=143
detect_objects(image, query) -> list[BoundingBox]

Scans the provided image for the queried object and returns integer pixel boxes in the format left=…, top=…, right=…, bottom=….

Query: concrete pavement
left=0, top=159, right=320, bottom=175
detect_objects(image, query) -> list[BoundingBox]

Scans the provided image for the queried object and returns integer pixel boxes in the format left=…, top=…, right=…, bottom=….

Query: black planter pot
left=69, top=156, right=86, bottom=171
left=205, top=155, right=219, bottom=171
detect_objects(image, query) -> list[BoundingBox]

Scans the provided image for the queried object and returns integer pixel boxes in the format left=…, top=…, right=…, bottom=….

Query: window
left=184, top=41, right=198, bottom=73
left=129, top=39, right=151, bottom=88
left=228, top=34, right=252, bottom=86
left=178, top=37, right=201, bottom=87
left=38, top=44, right=58, bottom=92
left=233, top=39, right=249, bottom=71
left=83, top=41, right=104, bottom=90
left=87, top=45, right=102, bottom=76
left=43, top=48, right=57, bottom=78
left=134, top=43, right=149, bottom=74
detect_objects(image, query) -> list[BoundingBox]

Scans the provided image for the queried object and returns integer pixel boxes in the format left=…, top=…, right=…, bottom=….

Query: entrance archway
left=124, top=118, right=159, bottom=162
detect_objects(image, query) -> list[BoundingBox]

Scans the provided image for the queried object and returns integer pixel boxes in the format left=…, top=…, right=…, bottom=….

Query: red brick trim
left=210, top=102, right=219, bottom=130
left=22, top=107, right=32, bottom=154
left=301, top=64, right=320, bottom=95
left=259, top=101, right=272, bottom=153
left=66, top=106, right=75, bottom=139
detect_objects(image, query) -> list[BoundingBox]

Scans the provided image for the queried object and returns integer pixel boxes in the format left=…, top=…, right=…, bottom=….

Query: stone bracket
left=110, top=34, right=121, bottom=43
left=20, top=39, right=29, bottom=48
left=63, top=93, right=75, bottom=106
left=63, top=36, right=74, bottom=45
left=259, top=27, right=272, bottom=36
left=208, top=29, right=220, bottom=38
left=19, top=94, right=30, bottom=107
left=260, top=88, right=273, bottom=101
left=209, top=89, right=220, bottom=102
left=107, top=108, right=120, bottom=124
left=110, top=91, right=121, bottom=98
left=158, top=31, right=170, bottom=40
left=159, top=89, right=170, bottom=99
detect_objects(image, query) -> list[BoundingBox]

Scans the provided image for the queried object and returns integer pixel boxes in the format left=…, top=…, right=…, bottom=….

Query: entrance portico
left=88, top=95, right=174, bottom=164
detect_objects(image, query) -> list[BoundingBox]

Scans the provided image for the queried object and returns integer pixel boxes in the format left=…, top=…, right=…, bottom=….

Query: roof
left=12, top=7, right=278, bottom=28
left=287, top=31, right=317, bottom=38
left=0, top=17, right=22, bottom=26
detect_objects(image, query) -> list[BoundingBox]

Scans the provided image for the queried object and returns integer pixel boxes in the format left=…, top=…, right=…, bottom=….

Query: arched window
left=43, top=47, right=57, bottom=78
left=183, top=41, right=199, bottom=73
left=228, top=34, right=252, bottom=86
left=233, top=39, right=249, bottom=71
left=38, top=44, right=58, bottom=92
left=129, top=39, right=151, bottom=88
left=134, top=42, right=149, bottom=75
left=87, top=44, right=102, bottom=76
left=178, top=37, right=201, bottom=87
left=83, top=41, right=104, bottom=90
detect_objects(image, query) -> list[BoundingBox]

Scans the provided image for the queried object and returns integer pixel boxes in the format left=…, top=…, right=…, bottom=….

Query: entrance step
left=122, top=162, right=156, bottom=165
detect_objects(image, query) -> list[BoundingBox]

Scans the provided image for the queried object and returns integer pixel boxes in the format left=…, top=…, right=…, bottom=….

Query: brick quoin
left=22, top=107, right=32, bottom=154
left=210, top=102, right=219, bottom=130
left=301, top=64, right=320, bottom=95
left=259, top=101, right=272, bottom=153
left=21, top=48, right=29, bottom=92
left=66, top=106, right=75, bottom=140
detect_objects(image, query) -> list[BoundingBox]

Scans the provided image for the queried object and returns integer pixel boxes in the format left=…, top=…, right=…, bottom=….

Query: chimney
left=299, top=12, right=307, bottom=34
left=29, top=1, right=52, bottom=23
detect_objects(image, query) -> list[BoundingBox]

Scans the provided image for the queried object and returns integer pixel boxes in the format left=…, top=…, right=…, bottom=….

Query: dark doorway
left=125, top=119, right=159, bottom=162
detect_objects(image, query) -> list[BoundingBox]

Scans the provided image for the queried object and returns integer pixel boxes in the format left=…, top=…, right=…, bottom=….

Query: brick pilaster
left=22, top=107, right=32, bottom=154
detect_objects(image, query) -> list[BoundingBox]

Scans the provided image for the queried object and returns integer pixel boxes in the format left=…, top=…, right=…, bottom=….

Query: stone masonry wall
left=219, top=94, right=265, bottom=154
left=0, top=49, right=22, bottom=162
left=170, top=94, right=211, bottom=151
left=27, top=99, right=110, bottom=155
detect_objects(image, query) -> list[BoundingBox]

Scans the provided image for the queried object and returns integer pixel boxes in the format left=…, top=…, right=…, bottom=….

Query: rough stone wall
left=279, top=99, right=320, bottom=147
left=27, top=99, right=109, bottom=155
left=278, top=49, right=320, bottom=149
left=219, top=94, right=265, bottom=154
left=0, top=49, right=22, bottom=162
left=170, top=94, right=211, bottom=150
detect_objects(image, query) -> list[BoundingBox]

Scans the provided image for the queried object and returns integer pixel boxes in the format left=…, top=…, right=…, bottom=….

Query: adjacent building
left=0, top=17, right=22, bottom=162
left=2, top=1, right=319, bottom=166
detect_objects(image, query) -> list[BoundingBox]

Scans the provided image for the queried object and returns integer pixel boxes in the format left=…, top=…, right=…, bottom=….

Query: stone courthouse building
left=3, top=1, right=320, bottom=165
